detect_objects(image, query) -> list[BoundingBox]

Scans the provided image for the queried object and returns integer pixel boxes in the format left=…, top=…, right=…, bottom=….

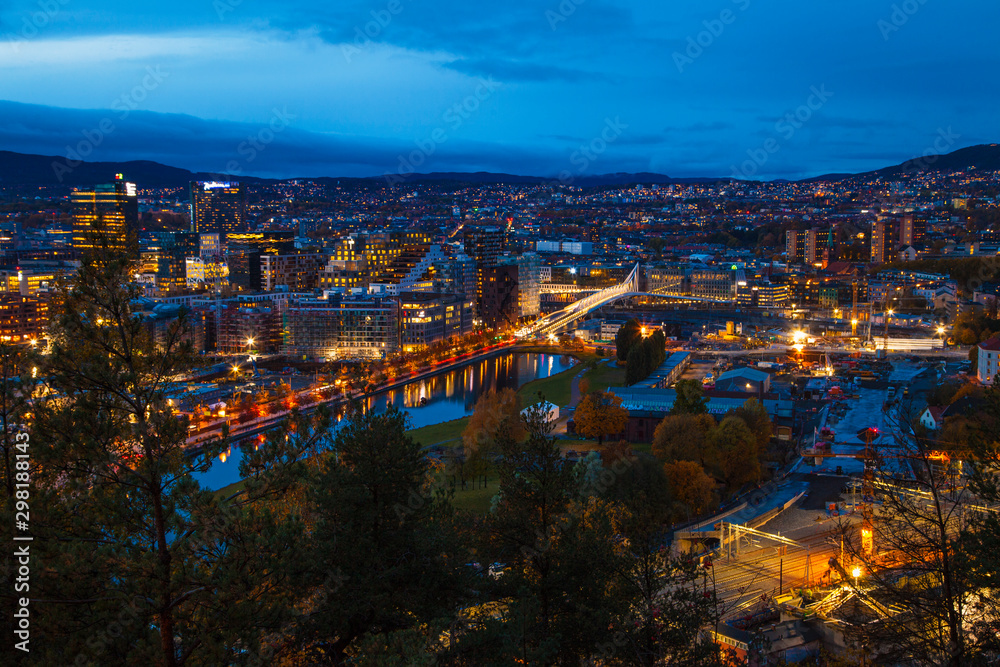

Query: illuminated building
left=899, top=215, right=927, bottom=247
left=736, top=281, right=789, bottom=309
left=870, top=220, right=896, bottom=264
left=399, top=292, right=475, bottom=352
left=0, top=268, right=67, bottom=295
left=185, top=257, right=229, bottom=289
left=512, top=252, right=541, bottom=317
left=71, top=175, right=138, bottom=253
left=282, top=294, right=397, bottom=361
left=481, top=264, right=519, bottom=329
left=0, top=294, right=48, bottom=342
left=785, top=229, right=829, bottom=265
left=215, top=295, right=287, bottom=354
left=259, top=252, right=325, bottom=292
left=368, top=244, right=446, bottom=296
left=189, top=181, right=247, bottom=236
left=463, top=226, right=505, bottom=316
left=644, top=265, right=687, bottom=295
left=140, top=231, right=199, bottom=294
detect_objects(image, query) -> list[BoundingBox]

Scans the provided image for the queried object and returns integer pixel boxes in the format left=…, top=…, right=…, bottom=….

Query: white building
left=522, top=401, right=559, bottom=424
left=978, top=338, right=1000, bottom=384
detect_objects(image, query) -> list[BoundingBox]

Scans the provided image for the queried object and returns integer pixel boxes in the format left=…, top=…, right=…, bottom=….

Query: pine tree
left=24, top=240, right=299, bottom=665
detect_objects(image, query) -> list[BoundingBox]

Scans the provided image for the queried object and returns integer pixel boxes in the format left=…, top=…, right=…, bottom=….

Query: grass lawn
left=517, top=365, right=580, bottom=408
left=214, top=479, right=245, bottom=500
left=409, top=417, right=469, bottom=448
left=557, top=439, right=653, bottom=455
left=447, top=481, right=499, bottom=514
left=582, top=359, right=627, bottom=392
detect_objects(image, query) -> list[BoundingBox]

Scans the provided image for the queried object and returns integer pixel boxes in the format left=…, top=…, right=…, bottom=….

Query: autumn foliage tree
left=652, top=413, right=718, bottom=469
left=462, top=387, right=523, bottom=458
left=664, top=460, right=716, bottom=518
left=574, top=390, right=629, bottom=445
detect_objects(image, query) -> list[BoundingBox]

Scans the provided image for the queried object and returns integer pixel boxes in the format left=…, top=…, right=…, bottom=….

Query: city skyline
left=1, top=0, right=997, bottom=180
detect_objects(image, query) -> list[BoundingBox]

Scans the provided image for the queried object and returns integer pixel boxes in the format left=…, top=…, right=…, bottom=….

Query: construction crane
left=858, top=427, right=879, bottom=555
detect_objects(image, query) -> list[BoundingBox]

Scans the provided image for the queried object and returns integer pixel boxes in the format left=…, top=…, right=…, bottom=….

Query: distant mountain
left=0, top=150, right=272, bottom=189
left=0, top=143, right=997, bottom=189
left=0, top=151, right=728, bottom=189
left=803, top=144, right=1000, bottom=183
left=869, top=143, right=1000, bottom=177
left=367, top=171, right=728, bottom=187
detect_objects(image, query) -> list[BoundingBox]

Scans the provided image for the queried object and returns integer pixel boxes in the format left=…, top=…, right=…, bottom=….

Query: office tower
left=398, top=292, right=475, bottom=353
left=189, top=181, right=247, bottom=236
left=259, top=252, right=326, bottom=292
left=71, top=174, right=139, bottom=253
left=504, top=252, right=540, bottom=317
left=481, top=264, right=519, bottom=329
left=227, top=246, right=263, bottom=292
left=870, top=220, right=896, bottom=264
left=139, top=231, right=199, bottom=294
left=463, top=226, right=505, bottom=316
left=899, top=215, right=927, bottom=247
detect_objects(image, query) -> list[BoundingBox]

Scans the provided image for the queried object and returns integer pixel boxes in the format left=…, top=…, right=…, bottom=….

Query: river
left=195, top=351, right=578, bottom=490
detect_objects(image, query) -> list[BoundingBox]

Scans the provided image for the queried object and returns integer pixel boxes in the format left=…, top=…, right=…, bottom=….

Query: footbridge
left=516, top=264, right=730, bottom=339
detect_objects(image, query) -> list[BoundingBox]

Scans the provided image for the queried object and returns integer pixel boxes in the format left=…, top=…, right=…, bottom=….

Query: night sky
left=1, top=0, right=996, bottom=180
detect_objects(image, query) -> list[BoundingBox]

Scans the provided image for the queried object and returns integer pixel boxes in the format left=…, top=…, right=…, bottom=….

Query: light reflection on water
left=195, top=352, right=576, bottom=490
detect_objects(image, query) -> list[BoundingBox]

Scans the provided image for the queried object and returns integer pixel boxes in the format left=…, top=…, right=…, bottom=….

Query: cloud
left=0, top=99, right=608, bottom=178
left=441, top=58, right=608, bottom=83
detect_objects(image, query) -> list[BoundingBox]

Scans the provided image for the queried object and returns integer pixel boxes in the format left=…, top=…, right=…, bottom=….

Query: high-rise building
left=190, top=181, right=247, bottom=236
left=259, top=252, right=326, bottom=292
left=434, top=254, right=477, bottom=305
left=71, top=175, right=139, bottom=253
left=503, top=252, right=540, bottom=317
left=786, top=229, right=825, bottom=265
left=463, top=226, right=505, bottom=316
left=870, top=220, right=896, bottom=264
left=899, top=215, right=927, bottom=247
left=140, top=231, right=200, bottom=294
left=481, top=263, right=519, bottom=329
left=398, top=292, right=475, bottom=352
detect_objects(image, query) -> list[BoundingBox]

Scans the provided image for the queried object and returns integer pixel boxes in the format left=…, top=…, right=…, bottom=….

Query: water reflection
left=195, top=352, right=576, bottom=490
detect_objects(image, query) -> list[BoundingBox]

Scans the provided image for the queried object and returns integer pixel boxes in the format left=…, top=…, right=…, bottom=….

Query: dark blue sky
left=1, top=0, right=996, bottom=180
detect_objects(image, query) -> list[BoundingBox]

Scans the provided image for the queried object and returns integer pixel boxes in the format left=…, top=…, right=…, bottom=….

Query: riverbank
left=210, top=346, right=590, bottom=500
left=189, top=341, right=547, bottom=452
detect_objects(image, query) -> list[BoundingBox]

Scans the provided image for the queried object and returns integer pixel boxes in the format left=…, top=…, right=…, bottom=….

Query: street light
left=852, top=566, right=861, bottom=588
